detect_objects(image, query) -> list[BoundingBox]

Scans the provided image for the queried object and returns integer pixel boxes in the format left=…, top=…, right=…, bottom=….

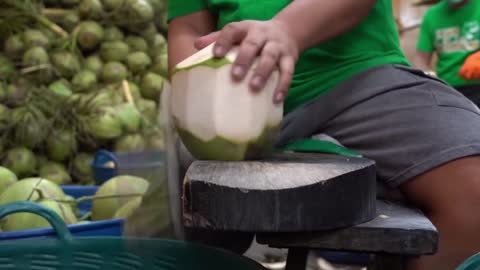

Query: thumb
left=194, top=31, right=220, bottom=50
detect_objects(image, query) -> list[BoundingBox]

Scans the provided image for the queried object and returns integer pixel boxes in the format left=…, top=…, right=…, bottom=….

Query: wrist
left=271, top=17, right=305, bottom=55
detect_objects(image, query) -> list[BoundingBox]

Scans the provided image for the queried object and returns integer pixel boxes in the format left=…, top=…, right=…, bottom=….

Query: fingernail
left=251, top=75, right=264, bottom=89
left=274, top=92, right=285, bottom=103
left=232, top=66, right=245, bottom=78
left=214, top=45, right=225, bottom=56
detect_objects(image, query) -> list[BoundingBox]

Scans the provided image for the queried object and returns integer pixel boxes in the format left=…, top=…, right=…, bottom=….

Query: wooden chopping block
left=183, top=152, right=377, bottom=232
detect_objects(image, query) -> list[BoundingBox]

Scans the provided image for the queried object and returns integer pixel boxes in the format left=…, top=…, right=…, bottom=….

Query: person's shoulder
left=425, top=1, right=449, bottom=17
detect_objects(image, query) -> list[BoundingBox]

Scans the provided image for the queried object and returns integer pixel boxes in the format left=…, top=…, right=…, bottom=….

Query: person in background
left=414, top=0, right=480, bottom=105
left=169, top=0, right=480, bottom=269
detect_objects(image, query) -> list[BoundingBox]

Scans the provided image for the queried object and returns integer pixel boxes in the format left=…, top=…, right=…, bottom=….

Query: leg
left=285, top=248, right=309, bottom=270
left=402, top=157, right=480, bottom=270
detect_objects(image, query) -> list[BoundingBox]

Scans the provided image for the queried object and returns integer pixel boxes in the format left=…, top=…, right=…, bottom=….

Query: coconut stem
left=76, top=193, right=145, bottom=203
left=36, top=15, right=69, bottom=38
left=20, top=64, right=50, bottom=74
left=122, top=80, right=134, bottom=105
left=41, top=8, right=69, bottom=18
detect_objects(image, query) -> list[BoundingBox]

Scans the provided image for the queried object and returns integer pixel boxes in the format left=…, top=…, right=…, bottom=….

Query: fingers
left=233, top=30, right=268, bottom=81
left=195, top=31, right=220, bottom=50
left=213, top=22, right=250, bottom=57
left=273, top=56, right=295, bottom=104
left=249, top=42, right=280, bottom=91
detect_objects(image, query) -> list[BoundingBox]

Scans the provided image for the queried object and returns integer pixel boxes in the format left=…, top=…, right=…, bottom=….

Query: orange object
left=460, top=51, right=480, bottom=80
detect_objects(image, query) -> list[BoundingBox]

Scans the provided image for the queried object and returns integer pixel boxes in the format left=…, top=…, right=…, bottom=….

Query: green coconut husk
left=51, top=50, right=81, bottom=78
left=71, top=152, right=95, bottom=184
left=23, top=29, right=50, bottom=49
left=72, top=70, right=97, bottom=93
left=48, top=79, right=72, bottom=98
left=76, top=21, right=104, bottom=51
left=126, top=51, right=151, bottom=74
left=101, top=61, right=128, bottom=83
left=0, top=55, right=17, bottom=81
left=2, top=147, right=37, bottom=179
left=125, top=35, right=148, bottom=52
left=114, top=133, right=146, bottom=153
left=39, top=161, right=72, bottom=185
left=46, top=128, right=77, bottom=162
left=78, top=0, right=104, bottom=19
left=140, top=72, right=164, bottom=101
left=84, top=55, right=103, bottom=74
left=100, top=40, right=130, bottom=62
left=4, top=34, right=25, bottom=59
left=12, top=106, right=50, bottom=148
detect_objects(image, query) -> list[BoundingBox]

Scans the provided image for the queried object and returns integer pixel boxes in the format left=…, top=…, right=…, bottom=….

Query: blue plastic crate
left=0, top=185, right=124, bottom=240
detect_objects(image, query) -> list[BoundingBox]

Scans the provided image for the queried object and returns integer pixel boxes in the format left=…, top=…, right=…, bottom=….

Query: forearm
left=167, top=11, right=216, bottom=76
left=274, top=0, right=377, bottom=51
left=412, top=51, right=434, bottom=72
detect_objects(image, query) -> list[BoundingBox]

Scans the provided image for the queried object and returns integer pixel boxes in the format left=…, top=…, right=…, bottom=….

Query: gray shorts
left=277, top=65, right=480, bottom=187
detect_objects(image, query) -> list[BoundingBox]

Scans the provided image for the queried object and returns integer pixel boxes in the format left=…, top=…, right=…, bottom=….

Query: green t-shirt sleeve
left=417, top=12, right=435, bottom=52
left=167, top=0, right=209, bottom=22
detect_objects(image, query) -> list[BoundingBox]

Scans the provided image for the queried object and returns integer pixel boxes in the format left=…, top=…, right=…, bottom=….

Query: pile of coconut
left=0, top=0, right=168, bottom=185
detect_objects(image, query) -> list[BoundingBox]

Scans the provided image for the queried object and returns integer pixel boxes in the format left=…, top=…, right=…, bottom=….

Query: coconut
left=0, top=167, right=17, bottom=195
left=72, top=70, right=97, bottom=93
left=148, top=0, right=165, bottom=14
left=103, top=26, right=124, bottom=42
left=61, top=0, right=81, bottom=6
left=79, top=0, right=104, bottom=19
left=22, top=46, right=49, bottom=67
left=48, top=79, right=73, bottom=98
left=114, top=134, right=146, bottom=153
left=71, top=153, right=95, bottom=184
left=113, top=197, right=142, bottom=219
left=5, top=83, right=28, bottom=106
left=126, top=52, right=151, bottom=74
left=2, top=147, right=37, bottom=178
left=144, top=129, right=164, bottom=149
left=0, top=104, right=10, bottom=131
left=125, top=36, right=148, bottom=52
left=86, top=107, right=123, bottom=140
left=77, top=21, right=105, bottom=51
left=4, top=35, right=25, bottom=58
left=140, top=72, right=164, bottom=101
left=84, top=55, right=103, bottom=74
left=0, top=56, right=16, bottom=80
left=101, top=61, right=128, bottom=83
left=23, top=30, right=50, bottom=49
left=36, top=155, right=50, bottom=169
left=91, top=175, right=149, bottom=220
left=1, top=200, right=77, bottom=232
left=149, top=33, right=166, bottom=55
left=46, top=129, right=77, bottom=162
left=124, top=0, right=154, bottom=23
left=115, top=103, right=142, bottom=133
left=151, top=52, right=168, bottom=77
left=0, top=178, right=65, bottom=205
left=61, top=11, right=80, bottom=32
left=39, top=162, right=72, bottom=185
left=136, top=98, right=157, bottom=124
left=171, top=44, right=283, bottom=161
left=51, top=51, right=81, bottom=78
left=102, top=0, right=125, bottom=10
left=100, top=41, right=130, bottom=62
left=13, top=107, right=49, bottom=148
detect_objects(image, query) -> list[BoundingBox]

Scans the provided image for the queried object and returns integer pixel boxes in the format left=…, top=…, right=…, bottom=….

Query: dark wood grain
left=183, top=153, right=377, bottom=232
left=257, top=200, right=438, bottom=256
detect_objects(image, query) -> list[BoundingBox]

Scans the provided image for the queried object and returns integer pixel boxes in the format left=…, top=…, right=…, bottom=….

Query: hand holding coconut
left=194, top=20, right=299, bottom=104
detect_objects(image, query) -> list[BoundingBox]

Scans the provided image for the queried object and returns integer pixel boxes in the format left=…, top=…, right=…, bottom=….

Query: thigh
left=278, top=65, right=480, bottom=187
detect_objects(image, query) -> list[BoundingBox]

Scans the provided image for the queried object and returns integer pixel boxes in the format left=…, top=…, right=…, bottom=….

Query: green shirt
left=418, top=0, right=480, bottom=87
left=168, top=0, right=409, bottom=113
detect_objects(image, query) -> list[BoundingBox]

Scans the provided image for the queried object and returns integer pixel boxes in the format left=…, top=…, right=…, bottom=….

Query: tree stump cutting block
left=183, top=153, right=377, bottom=232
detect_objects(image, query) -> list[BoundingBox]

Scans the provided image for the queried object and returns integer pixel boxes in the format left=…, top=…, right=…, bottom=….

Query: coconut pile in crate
left=0, top=0, right=168, bottom=186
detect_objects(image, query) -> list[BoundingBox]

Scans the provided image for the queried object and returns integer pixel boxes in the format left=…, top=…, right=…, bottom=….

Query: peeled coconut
left=1, top=200, right=77, bottom=232
left=171, top=43, right=283, bottom=161
left=113, top=197, right=142, bottom=219
left=0, top=178, right=65, bottom=205
left=39, top=162, right=72, bottom=185
left=0, top=167, right=17, bottom=195
left=3, top=147, right=37, bottom=178
left=91, top=175, right=149, bottom=220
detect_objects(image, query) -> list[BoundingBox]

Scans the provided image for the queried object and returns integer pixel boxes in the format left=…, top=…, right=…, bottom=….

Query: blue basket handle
left=0, top=201, right=73, bottom=242
left=93, top=149, right=119, bottom=169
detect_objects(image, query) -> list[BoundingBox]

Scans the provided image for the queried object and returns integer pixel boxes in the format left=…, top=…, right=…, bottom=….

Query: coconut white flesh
left=172, top=43, right=283, bottom=143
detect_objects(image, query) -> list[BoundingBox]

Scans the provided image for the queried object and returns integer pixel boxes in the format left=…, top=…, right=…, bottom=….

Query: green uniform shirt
left=168, top=0, right=409, bottom=113
left=418, top=0, right=480, bottom=87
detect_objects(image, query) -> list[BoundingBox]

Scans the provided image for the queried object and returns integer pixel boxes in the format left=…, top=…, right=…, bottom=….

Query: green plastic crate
left=0, top=201, right=265, bottom=270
